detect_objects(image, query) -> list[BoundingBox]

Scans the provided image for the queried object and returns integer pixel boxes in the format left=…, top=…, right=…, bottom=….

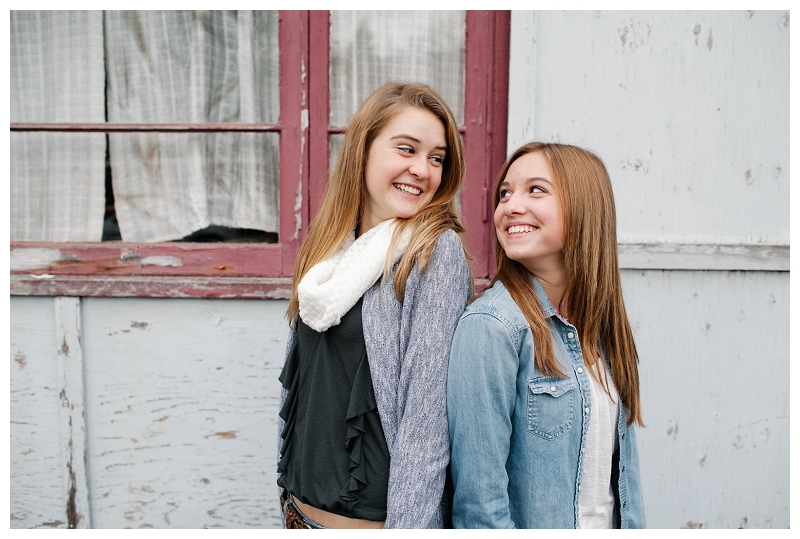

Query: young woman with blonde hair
left=448, top=142, right=645, bottom=528
left=277, top=82, right=471, bottom=529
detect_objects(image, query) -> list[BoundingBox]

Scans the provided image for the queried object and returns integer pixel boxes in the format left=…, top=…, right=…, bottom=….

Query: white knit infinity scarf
left=298, top=219, right=412, bottom=332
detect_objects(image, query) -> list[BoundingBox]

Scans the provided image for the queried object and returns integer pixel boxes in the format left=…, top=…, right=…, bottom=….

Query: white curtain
left=329, top=11, right=466, bottom=127
left=104, top=10, right=280, bottom=242
left=10, top=11, right=106, bottom=242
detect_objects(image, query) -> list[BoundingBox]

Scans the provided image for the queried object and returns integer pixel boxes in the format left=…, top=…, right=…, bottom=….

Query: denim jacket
left=447, top=279, right=645, bottom=528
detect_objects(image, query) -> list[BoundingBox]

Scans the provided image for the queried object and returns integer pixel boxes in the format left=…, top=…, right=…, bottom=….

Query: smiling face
left=494, top=151, right=567, bottom=279
left=360, top=107, right=446, bottom=235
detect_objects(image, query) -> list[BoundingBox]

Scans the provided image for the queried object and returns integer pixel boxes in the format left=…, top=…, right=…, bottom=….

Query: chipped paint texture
left=622, top=270, right=788, bottom=528
left=10, top=247, right=62, bottom=271
left=11, top=296, right=290, bottom=528
left=509, top=10, right=789, bottom=245
left=138, top=256, right=183, bottom=267
left=10, top=297, right=66, bottom=527
left=81, top=297, right=288, bottom=528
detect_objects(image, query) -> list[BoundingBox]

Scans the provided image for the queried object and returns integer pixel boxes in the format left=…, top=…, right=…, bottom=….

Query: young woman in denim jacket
left=448, top=142, right=645, bottom=528
left=277, top=82, right=471, bottom=529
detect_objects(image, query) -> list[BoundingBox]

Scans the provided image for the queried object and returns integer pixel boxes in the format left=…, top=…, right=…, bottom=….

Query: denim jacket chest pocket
left=527, top=376, right=575, bottom=440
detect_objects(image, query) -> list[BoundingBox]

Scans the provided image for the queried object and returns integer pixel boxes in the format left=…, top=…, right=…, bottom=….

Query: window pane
left=329, top=134, right=345, bottom=177
left=108, top=132, right=280, bottom=243
left=105, top=11, right=280, bottom=124
left=329, top=11, right=466, bottom=127
left=105, top=11, right=280, bottom=242
left=10, top=11, right=106, bottom=241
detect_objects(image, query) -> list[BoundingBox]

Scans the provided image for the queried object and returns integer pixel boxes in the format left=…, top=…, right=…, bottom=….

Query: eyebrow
left=499, top=176, right=553, bottom=188
left=390, top=134, right=447, bottom=152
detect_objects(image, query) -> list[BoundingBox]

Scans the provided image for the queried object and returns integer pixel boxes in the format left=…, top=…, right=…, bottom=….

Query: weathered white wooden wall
left=507, top=10, right=789, bottom=528
left=10, top=296, right=289, bottom=528
left=10, top=9, right=790, bottom=530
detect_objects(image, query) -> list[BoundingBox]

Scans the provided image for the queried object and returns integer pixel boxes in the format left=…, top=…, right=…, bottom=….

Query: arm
left=384, top=231, right=471, bottom=528
left=448, top=311, right=519, bottom=528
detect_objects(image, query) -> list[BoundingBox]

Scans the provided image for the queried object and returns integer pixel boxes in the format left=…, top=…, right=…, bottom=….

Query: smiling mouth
left=507, top=225, right=535, bottom=234
left=394, top=183, right=421, bottom=196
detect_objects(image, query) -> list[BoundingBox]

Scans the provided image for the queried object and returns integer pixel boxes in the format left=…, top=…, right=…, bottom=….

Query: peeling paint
left=119, top=249, right=141, bottom=263
left=733, top=434, right=744, bottom=449
left=206, top=431, right=237, bottom=439
left=620, top=158, right=649, bottom=173
left=667, top=422, right=678, bottom=439
left=139, top=255, right=183, bottom=267
left=14, top=352, right=27, bottom=369
left=130, top=321, right=149, bottom=330
left=10, top=247, right=62, bottom=271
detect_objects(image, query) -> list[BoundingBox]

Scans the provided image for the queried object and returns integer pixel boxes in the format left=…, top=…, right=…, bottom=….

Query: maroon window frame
left=10, top=10, right=509, bottom=299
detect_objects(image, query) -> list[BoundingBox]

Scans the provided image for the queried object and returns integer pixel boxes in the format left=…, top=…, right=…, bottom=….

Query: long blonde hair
left=492, top=142, right=643, bottom=426
left=287, top=82, right=468, bottom=323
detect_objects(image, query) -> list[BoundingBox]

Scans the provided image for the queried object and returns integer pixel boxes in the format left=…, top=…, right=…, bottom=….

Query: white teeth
left=394, top=184, right=421, bottom=195
left=508, top=225, right=534, bottom=234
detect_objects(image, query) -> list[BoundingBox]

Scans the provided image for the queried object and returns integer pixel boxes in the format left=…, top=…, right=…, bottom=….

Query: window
left=10, top=10, right=509, bottom=298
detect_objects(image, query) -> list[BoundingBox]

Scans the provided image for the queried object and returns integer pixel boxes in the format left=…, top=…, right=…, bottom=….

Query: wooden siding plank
left=622, top=270, right=789, bottom=528
left=618, top=243, right=789, bottom=272
left=11, top=275, right=293, bottom=299
left=10, top=297, right=67, bottom=528
left=80, top=297, right=288, bottom=528
left=54, top=297, right=91, bottom=528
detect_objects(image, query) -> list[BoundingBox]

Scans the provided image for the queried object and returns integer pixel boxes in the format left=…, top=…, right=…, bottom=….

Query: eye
left=398, top=145, right=414, bottom=154
left=498, top=188, right=511, bottom=199
left=530, top=185, right=546, bottom=194
left=429, top=154, right=444, bottom=166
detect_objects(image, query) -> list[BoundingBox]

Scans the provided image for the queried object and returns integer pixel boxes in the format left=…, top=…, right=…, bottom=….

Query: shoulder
left=411, top=228, right=470, bottom=293
left=429, top=228, right=467, bottom=266
left=460, top=280, right=529, bottom=334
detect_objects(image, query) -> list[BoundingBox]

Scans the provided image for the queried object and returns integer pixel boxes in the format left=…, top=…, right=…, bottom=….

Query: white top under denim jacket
left=278, top=229, right=471, bottom=528
left=447, top=278, right=645, bottom=529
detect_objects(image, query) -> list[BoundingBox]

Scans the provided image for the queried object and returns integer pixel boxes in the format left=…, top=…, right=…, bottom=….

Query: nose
left=503, top=191, right=526, bottom=216
left=408, top=154, right=431, bottom=180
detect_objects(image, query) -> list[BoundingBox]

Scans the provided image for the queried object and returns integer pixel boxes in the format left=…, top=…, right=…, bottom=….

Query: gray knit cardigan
left=278, top=229, right=471, bottom=528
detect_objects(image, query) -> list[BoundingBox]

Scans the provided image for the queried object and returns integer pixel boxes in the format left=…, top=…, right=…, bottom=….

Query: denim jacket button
left=567, top=332, right=575, bottom=339
left=622, top=501, right=627, bottom=508
left=621, top=466, right=626, bottom=473
left=621, top=433, right=626, bottom=440
left=550, top=386, right=556, bottom=392
left=577, top=367, right=584, bottom=374
left=580, top=448, right=585, bottom=454
left=584, top=407, right=589, bottom=414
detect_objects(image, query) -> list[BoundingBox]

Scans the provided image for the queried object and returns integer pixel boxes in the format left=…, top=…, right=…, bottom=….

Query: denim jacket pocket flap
left=529, top=377, right=575, bottom=398
left=527, top=376, right=575, bottom=440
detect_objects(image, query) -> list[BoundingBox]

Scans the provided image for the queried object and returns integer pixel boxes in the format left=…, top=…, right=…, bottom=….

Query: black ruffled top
left=277, top=297, right=390, bottom=521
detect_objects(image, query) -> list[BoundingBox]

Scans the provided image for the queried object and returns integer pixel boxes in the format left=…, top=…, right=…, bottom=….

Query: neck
left=529, top=264, right=569, bottom=318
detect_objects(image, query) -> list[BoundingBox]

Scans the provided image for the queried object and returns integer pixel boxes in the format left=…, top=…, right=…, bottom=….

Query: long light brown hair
left=287, top=82, right=469, bottom=323
left=492, top=142, right=642, bottom=426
